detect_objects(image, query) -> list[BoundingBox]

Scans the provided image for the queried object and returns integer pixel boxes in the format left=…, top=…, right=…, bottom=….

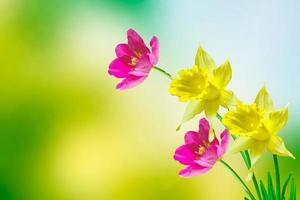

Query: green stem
left=244, top=152, right=262, bottom=200
left=153, top=66, right=172, bottom=80
left=216, top=113, right=262, bottom=200
left=220, top=160, right=256, bottom=200
left=273, top=155, right=281, bottom=200
left=216, top=112, right=223, bottom=121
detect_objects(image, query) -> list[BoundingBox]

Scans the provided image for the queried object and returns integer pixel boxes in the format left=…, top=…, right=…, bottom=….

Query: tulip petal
left=174, top=143, right=199, bottom=165
left=184, top=131, right=200, bottom=144
left=198, top=118, right=210, bottom=142
left=255, top=86, right=274, bottom=113
left=179, top=165, right=211, bottom=178
left=129, top=55, right=153, bottom=76
left=194, top=47, right=217, bottom=74
left=217, top=130, right=230, bottom=157
left=127, top=29, right=149, bottom=54
left=108, top=57, right=131, bottom=78
left=115, top=43, right=132, bottom=57
left=267, top=136, right=295, bottom=158
left=149, top=36, right=159, bottom=65
left=116, top=75, right=147, bottom=90
left=193, top=160, right=214, bottom=168
left=194, top=145, right=218, bottom=167
left=211, top=136, right=220, bottom=146
left=211, top=60, right=232, bottom=89
left=267, top=107, right=288, bottom=133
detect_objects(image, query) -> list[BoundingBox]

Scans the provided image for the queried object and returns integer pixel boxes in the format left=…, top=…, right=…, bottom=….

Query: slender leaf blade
left=260, top=180, right=268, bottom=200
left=268, top=172, right=276, bottom=200
left=281, top=174, right=292, bottom=200
left=289, top=177, right=296, bottom=200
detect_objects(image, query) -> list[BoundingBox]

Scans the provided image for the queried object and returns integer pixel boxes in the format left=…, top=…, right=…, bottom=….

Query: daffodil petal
left=194, top=46, right=216, bottom=73
left=203, top=100, right=220, bottom=118
left=211, top=60, right=232, bottom=89
left=251, top=124, right=270, bottom=141
left=267, top=107, right=288, bottom=134
left=250, top=141, right=266, bottom=166
left=267, top=136, right=295, bottom=158
left=255, top=86, right=274, bottom=113
left=226, top=137, right=252, bottom=155
left=177, top=101, right=204, bottom=130
left=220, top=90, right=239, bottom=109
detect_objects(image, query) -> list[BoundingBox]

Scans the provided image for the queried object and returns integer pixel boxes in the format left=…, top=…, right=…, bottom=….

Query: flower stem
left=153, top=66, right=173, bottom=80
left=216, top=112, right=262, bottom=200
left=216, top=112, right=223, bottom=121
left=244, top=151, right=262, bottom=200
left=273, top=155, right=281, bottom=200
left=220, top=160, right=256, bottom=200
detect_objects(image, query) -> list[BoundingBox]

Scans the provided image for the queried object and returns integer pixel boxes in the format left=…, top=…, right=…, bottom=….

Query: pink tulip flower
left=108, top=29, right=159, bottom=90
left=174, top=118, right=229, bottom=178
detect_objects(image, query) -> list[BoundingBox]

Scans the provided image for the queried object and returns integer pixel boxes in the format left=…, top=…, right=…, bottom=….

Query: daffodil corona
left=223, top=86, right=294, bottom=165
left=169, top=47, right=237, bottom=126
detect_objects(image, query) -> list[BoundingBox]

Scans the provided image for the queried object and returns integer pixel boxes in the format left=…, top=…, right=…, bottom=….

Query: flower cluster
left=108, top=29, right=296, bottom=200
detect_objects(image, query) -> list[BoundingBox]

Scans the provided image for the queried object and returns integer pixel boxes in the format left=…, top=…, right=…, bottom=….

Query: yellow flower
left=169, top=47, right=237, bottom=127
left=223, top=86, right=294, bottom=165
left=169, top=65, right=209, bottom=102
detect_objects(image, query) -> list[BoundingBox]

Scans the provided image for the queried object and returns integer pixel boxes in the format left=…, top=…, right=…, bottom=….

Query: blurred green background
left=1, top=0, right=299, bottom=199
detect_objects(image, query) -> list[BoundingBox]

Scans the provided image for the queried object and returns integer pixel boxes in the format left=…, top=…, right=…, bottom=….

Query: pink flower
left=174, top=118, right=229, bottom=178
left=108, top=29, right=159, bottom=90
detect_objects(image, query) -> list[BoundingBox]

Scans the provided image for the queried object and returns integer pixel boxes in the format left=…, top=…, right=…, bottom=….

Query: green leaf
left=281, top=174, right=292, bottom=200
left=260, top=180, right=268, bottom=200
left=268, top=172, right=276, bottom=200
left=243, top=150, right=252, bottom=169
left=289, top=177, right=296, bottom=200
left=252, top=174, right=262, bottom=200
left=244, top=197, right=250, bottom=200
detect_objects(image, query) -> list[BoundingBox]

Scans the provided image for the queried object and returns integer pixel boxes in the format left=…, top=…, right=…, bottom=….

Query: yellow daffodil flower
left=169, top=47, right=237, bottom=127
left=223, top=86, right=295, bottom=165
